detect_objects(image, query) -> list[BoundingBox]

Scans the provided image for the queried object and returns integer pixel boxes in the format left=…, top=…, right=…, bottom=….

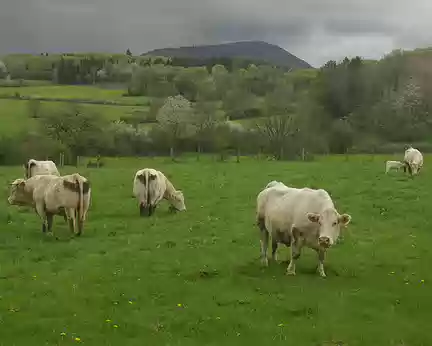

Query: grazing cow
left=133, top=168, right=186, bottom=216
left=8, top=173, right=91, bottom=237
left=403, top=147, right=424, bottom=176
left=265, top=180, right=286, bottom=189
left=385, top=160, right=405, bottom=174
left=24, top=159, right=60, bottom=179
left=256, top=183, right=351, bottom=277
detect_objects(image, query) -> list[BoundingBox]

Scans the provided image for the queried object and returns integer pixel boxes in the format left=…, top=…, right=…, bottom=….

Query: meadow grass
left=0, top=99, right=149, bottom=135
left=0, top=85, right=149, bottom=105
left=0, top=154, right=431, bottom=345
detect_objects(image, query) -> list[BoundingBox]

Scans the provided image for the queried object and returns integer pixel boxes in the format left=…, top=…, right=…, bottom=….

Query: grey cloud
left=0, top=0, right=431, bottom=67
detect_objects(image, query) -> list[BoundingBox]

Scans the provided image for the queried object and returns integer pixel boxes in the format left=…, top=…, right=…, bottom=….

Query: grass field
left=0, top=154, right=431, bottom=345
left=0, top=99, right=149, bottom=135
left=0, top=85, right=149, bottom=105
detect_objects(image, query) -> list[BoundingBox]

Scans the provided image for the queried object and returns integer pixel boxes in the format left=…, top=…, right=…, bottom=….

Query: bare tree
left=256, top=115, right=299, bottom=160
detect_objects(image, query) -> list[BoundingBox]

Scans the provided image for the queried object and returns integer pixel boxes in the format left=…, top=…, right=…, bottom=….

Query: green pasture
left=0, top=155, right=430, bottom=345
left=0, top=99, right=149, bottom=135
left=0, top=85, right=149, bottom=105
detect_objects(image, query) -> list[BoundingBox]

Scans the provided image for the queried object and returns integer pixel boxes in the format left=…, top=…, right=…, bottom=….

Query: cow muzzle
left=318, top=236, right=331, bottom=248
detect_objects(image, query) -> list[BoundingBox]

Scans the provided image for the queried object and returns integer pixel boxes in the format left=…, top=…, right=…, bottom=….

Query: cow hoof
left=318, top=271, right=327, bottom=278
left=286, top=269, right=296, bottom=276
left=260, top=258, right=269, bottom=267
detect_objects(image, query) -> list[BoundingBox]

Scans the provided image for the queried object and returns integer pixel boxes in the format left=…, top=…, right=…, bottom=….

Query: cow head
left=307, top=208, right=351, bottom=248
left=170, top=190, right=186, bottom=211
left=8, top=179, right=32, bottom=206
left=411, top=163, right=420, bottom=175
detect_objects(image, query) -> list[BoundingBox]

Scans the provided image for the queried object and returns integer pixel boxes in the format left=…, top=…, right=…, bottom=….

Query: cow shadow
left=236, top=257, right=342, bottom=279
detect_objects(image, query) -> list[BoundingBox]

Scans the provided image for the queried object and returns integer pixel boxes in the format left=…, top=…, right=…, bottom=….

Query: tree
left=40, top=104, right=112, bottom=165
left=191, top=99, right=223, bottom=159
left=256, top=115, right=299, bottom=160
left=156, top=95, right=195, bottom=159
left=0, top=60, right=7, bottom=79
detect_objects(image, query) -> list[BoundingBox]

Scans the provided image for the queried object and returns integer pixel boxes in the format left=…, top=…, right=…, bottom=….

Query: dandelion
left=74, top=337, right=81, bottom=342
left=113, top=324, right=119, bottom=328
left=177, top=303, right=182, bottom=307
left=421, top=279, right=425, bottom=284
left=278, top=323, right=284, bottom=327
left=105, top=319, right=111, bottom=323
left=216, top=317, right=221, bottom=320
left=60, top=332, right=66, bottom=336
left=128, top=300, right=133, bottom=305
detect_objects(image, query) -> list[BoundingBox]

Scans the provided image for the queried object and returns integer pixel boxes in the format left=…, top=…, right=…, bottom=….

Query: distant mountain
left=142, top=41, right=312, bottom=69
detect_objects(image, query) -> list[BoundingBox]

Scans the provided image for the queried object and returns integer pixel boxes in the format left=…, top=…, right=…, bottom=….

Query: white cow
left=24, top=159, right=60, bottom=179
left=256, top=183, right=352, bottom=277
left=385, top=160, right=404, bottom=174
left=133, top=168, right=186, bottom=216
left=8, top=173, right=91, bottom=237
left=403, top=147, right=423, bottom=176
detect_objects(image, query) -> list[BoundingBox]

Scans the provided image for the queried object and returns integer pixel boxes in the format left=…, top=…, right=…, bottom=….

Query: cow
left=8, top=173, right=91, bottom=237
left=133, top=168, right=186, bottom=217
left=24, top=159, right=60, bottom=179
left=256, top=183, right=352, bottom=277
left=403, top=147, right=423, bottom=176
left=385, top=160, right=405, bottom=174
left=265, top=180, right=286, bottom=189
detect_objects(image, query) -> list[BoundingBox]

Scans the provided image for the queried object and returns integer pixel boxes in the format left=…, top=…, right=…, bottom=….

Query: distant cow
left=403, top=147, right=423, bottom=176
left=385, top=160, right=404, bottom=174
left=24, top=159, right=60, bottom=179
left=256, top=183, right=352, bottom=277
left=8, top=173, right=91, bottom=237
left=133, top=168, right=186, bottom=216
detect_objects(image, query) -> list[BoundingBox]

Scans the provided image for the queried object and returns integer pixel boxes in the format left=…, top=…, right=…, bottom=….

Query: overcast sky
left=1, top=0, right=431, bottom=67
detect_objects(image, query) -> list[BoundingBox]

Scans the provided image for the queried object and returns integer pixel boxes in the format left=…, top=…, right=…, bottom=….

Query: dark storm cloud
left=0, top=0, right=430, bottom=66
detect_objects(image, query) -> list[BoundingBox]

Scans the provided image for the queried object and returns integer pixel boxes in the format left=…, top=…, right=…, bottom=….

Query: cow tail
left=75, top=175, right=84, bottom=222
left=145, top=170, right=151, bottom=207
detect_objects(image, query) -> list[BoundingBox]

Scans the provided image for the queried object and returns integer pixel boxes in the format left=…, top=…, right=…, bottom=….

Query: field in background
left=0, top=85, right=149, bottom=105
left=0, top=98, right=150, bottom=135
left=0, top=155, right=431, bottom=345
left=0, top=83, right=263, bottom=135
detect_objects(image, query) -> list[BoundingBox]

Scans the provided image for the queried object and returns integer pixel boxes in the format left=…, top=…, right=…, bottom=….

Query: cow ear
left=338, top=214, right=351, bottom=226
left=307, top=212, right=320, bottom=223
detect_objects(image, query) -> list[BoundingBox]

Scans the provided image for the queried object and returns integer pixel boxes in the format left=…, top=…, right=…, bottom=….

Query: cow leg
left=287, top=227, right=303, bottom=276
left=257, top=216, right=269, bottom=266
left=77, top=218, right=83, bottom=236
left=271, top=238, right=278, bottom=261
left=259, top=230, right=269, bottom=267
left=316, top=248, right=327, bottom=277
left=34, top=202, right=48, bottom=234
left=148, top=205, right=156, bottom=216
left=46, top=212, right=54, bottom=233
left=65, top=208, right=76, bottom=235
left=139, top=204, right=146, bottom=217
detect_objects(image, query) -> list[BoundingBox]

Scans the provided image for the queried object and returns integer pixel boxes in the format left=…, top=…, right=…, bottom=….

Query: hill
left=143, top=41, right=312, bottom=69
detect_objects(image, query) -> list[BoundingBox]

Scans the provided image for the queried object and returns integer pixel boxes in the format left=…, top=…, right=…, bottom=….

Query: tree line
left=1, top=48, right=432, bottom=165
